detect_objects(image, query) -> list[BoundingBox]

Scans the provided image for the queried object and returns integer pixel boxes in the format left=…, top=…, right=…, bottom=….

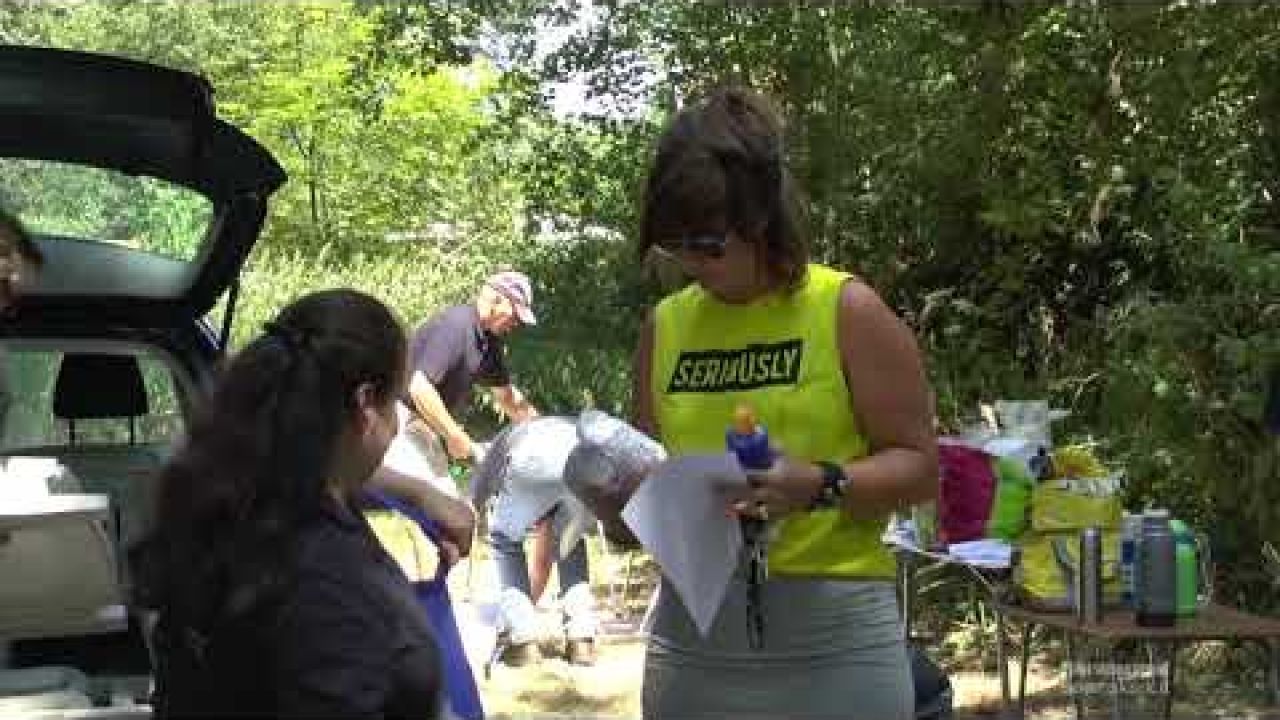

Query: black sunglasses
left=657, top=234, right=728, bottom=259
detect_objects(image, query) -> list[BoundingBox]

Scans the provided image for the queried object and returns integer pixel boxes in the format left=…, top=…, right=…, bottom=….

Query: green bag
left=987, top=457, right=1033, bottom=541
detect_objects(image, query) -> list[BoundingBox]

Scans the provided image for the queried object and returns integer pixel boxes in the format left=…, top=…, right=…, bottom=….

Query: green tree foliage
left=526, top=1, right=1280, bottom=605
left=2, top=1, right=527, bottom=333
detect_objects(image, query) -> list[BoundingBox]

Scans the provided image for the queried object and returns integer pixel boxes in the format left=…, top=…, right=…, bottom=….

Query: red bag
left=937, top=442, right=997, bottom=544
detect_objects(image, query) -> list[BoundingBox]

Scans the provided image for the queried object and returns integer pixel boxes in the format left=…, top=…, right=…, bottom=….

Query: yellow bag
left=1030, top=479, right=1122, bottom=533
left=1052, top=444, right=1107, bottom=480
left=364, top=509, right=440, bottom=582
left=1017, top=529, right=1124, bottom=611
left=1018, top=463, right=1124, bottom=610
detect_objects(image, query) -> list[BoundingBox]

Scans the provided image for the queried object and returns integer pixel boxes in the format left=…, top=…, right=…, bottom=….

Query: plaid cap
left=486, top=270, right=537, bottom=325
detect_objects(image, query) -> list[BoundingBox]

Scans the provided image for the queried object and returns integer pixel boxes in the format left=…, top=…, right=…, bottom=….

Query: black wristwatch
left=810, top=461, right=849, bottom=510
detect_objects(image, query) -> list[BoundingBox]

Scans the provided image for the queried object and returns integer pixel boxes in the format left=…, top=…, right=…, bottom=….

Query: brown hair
left=640, top=87, right=807, bottom=288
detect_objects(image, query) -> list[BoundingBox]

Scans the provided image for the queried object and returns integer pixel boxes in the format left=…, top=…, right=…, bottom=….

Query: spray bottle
left=1120, top=512, right=1140, bottom=609
left=726, top=404, right=773, bottom=649
left=726, top=404, right=774, bottom=473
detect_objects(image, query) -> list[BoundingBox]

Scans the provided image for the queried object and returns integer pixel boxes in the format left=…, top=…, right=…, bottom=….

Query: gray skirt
left=643, top=562, right=912, bottom=720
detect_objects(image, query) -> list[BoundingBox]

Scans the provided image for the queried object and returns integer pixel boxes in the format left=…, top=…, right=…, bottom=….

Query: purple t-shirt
left=407, top=305, right=510, bottom=416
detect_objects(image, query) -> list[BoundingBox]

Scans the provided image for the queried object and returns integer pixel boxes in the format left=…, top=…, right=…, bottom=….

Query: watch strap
left=810, top=461, right=848, bottom=510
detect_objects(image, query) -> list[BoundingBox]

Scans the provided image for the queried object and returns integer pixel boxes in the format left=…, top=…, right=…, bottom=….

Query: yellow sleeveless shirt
left=651, top=263, right=895, bottom=579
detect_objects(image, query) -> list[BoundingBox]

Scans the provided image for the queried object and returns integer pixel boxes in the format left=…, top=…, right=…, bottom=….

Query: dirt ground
left=449, top=538, right=1280, bottom=720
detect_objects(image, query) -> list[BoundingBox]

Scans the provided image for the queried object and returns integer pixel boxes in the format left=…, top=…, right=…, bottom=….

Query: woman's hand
left=437, top=501, right=476, bottom=558
left=444, top=426, right=474, bottom=461
left=728, top=455, right=825, bottom=521
left=366, top=465, right=476, bottom=556
left=437, top=539, right=462, bottom=570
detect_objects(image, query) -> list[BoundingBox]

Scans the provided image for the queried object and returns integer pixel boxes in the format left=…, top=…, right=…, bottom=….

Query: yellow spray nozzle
left=732, top=404, right=757, bottom=435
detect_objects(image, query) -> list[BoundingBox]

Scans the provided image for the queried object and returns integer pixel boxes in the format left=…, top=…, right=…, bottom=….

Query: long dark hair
left=640, top=86, right=808, bottom=289
left=132, top=289, right=405, bottom=631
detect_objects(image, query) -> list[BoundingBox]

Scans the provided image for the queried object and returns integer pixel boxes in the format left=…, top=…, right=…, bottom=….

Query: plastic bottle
left=1029, top=446, right=1053, bottom=482
left=1119, top=512, right=1140, bottom=609
left=1169, top=518, right=1199, bottom=617
left=1136, top=509, right=1177, bottom=627
left=725, top=405, right=773, bottom=544
left=726, top=404, right=773, bottom=650
left=726, top=404, right=773, bottom=472
left=448, top=461, right=468, bottom=487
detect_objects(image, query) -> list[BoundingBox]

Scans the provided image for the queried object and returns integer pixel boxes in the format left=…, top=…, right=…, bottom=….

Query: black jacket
left=151, top=502, right=443, bottom=719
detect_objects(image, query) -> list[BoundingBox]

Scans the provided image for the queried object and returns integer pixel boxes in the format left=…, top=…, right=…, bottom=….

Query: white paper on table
left=621, top=452, right=748, bottom=638
left=946, top=539, right=1013, bottom=568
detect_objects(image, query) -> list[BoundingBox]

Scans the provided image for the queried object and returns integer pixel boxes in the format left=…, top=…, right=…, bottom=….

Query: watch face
left=820, top=461, right=846, bottom=497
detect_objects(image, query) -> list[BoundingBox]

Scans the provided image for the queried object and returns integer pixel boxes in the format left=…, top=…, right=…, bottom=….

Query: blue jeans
left=490, top=508, right=596, bottom=641
left=490, top=525, right=590, bottom=598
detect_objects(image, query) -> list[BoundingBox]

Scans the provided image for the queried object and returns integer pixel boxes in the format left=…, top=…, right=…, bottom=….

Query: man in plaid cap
left=376, top=271, right=542, bottom=552
left=355, top=271, right=540, bottom=720
left=381, top=268, right=539, bottom=477
left=404, top=269, right=539, bottom=460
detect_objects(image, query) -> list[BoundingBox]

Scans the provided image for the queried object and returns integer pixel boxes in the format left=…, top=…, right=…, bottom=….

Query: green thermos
left=1169, top=518, right=1198, bottom=617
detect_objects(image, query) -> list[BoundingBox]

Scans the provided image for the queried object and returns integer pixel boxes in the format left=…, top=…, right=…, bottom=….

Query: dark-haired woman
left=0, top=208, right=44, bottom=314
left=0, top=209, right=45, bottom=437
left=132, top=289, right=444, bottom=719
left=626, top=88, right=939, bottom=719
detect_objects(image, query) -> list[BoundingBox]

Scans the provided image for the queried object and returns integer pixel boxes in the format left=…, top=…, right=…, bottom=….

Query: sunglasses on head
left=657, top=234, right=728, bottom=259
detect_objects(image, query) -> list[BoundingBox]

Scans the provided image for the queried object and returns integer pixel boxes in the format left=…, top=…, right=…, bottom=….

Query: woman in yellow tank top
left=619, top=87, right=939, bottom=719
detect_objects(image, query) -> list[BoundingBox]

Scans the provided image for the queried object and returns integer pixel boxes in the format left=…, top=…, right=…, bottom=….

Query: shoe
left=565, top=637, right=597, bottom=667
left=498, top=638, right=540, bottom=667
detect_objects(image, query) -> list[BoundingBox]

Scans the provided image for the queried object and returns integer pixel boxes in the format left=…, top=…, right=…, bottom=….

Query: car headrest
left=53, top=353, right=148, bottom=420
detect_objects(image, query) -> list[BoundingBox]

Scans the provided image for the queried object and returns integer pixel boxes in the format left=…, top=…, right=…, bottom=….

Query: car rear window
left=0, top=157, right=212, bottom=262
left=0, top=347, right=184, bottom=452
